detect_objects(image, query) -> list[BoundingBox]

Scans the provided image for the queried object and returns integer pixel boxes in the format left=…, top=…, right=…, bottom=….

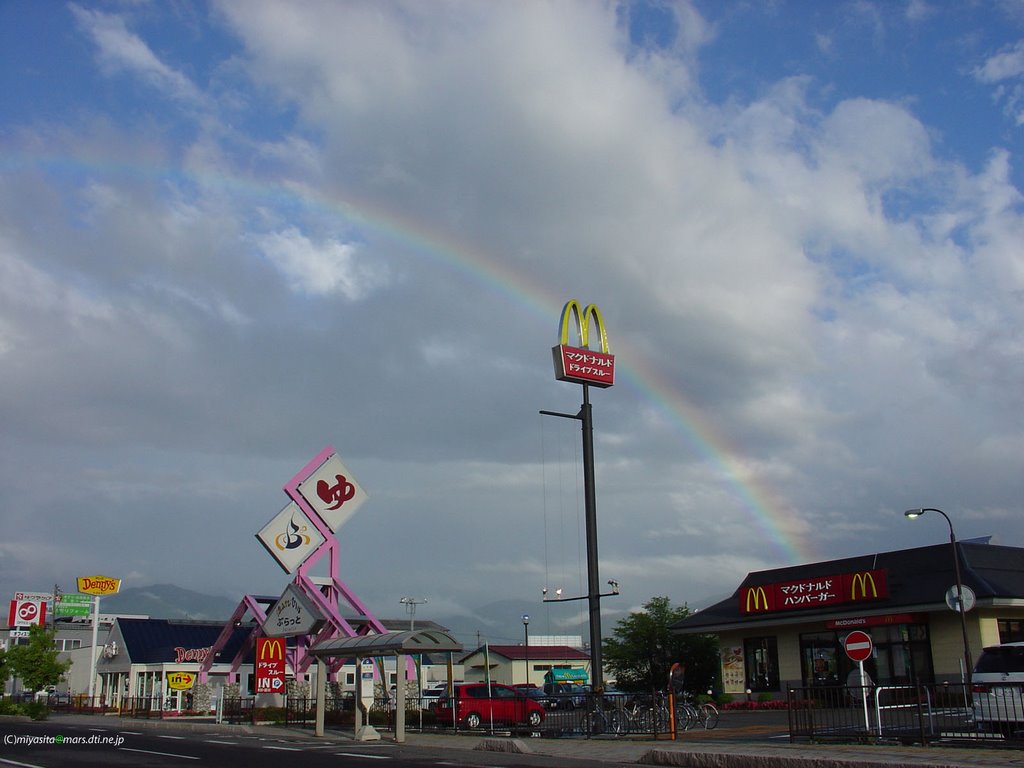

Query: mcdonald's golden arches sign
left=740, top=568, right=888, bottom=614
left=552, top=300, right=615, bottom=387
left=255, top=637, right=287, bottom=694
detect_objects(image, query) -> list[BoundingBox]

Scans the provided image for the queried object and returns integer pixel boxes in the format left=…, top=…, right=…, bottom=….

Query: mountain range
left=99, top=584, right=589, bottom=650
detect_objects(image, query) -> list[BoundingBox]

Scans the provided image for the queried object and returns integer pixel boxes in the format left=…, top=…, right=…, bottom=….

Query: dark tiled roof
left=117, top=618, right=252, bottom=664
left=672, top=542, right=1024, bottom=634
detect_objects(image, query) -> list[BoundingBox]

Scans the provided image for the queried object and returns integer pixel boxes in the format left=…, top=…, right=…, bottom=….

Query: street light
left=522, top=614, right=530, bottom=687
left=399, top=597, right=427, bottom=631
left=904, top=508, right=973, bottom=688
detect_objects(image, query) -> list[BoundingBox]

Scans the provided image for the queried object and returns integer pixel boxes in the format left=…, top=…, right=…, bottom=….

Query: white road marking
left=335, top=753, right=392, bottom=760
left=120, top=747, right=200, bottom=760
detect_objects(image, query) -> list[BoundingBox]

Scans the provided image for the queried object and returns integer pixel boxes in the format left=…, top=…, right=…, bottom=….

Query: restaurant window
left=800, top=623, right=933, bottom=688
left=998, top=619, right=1024, bottom=644
left=743, top=637, right=779, bottom=692
left=801, top=632, right=840, bottom=687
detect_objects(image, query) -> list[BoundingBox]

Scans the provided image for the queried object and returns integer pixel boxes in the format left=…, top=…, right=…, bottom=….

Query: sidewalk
left=42, top=713, right=1024, bottom=768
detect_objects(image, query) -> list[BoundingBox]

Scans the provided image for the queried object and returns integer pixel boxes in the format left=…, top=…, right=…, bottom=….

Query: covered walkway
left=307, top=628, right=462, bottom=741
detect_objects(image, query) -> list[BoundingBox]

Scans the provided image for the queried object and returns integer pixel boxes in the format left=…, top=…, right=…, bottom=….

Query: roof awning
left=544, top=667, right=588, bottom=683
left=307, top=629, right=462, bottom=659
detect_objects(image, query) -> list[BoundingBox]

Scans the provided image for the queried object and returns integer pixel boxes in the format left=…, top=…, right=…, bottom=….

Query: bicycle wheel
left=671, top=702, right=691, bottom=732
left=698, top=702, right=719, bottom=729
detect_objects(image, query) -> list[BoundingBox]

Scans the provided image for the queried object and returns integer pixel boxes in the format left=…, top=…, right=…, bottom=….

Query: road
left=0, top=718, right=631, bottom=768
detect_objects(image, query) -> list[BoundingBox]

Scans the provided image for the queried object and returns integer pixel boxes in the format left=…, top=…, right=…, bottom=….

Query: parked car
left=542, top=682, right=589, bottom=710
left=972, top=642, right=1024, bottom=737
left=434, top=683, right=545, bottom=729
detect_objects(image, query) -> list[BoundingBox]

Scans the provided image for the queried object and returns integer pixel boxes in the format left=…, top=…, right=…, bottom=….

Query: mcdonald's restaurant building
left=672, top=541, right=1024, bottom=696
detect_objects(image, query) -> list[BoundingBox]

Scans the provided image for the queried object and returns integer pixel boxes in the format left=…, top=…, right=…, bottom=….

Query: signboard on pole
left=14, top=592, right=53, bottom=602
left=296, top=452, right=368, bottom=533
left=843, top=630, right=873, bottom=663
left=8, top=599, right=47, bottom=628
left=263, top=583, right=325, bottom=638
left=54, top=594, right=94, bottom=617
left=255, top=637, right=286, bottom=694
left=255, top=501, right=326, bottom=574
left=551, top=300, right=615, bottom=388
left=76, top=576, right=121, bottom=596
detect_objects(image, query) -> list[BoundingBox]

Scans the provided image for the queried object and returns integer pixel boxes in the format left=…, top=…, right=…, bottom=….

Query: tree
left=0, top=644, right=8, bottom=689
left=6, top=624, right=72, bottom=693
left=602, top=596, right=719, bottom=694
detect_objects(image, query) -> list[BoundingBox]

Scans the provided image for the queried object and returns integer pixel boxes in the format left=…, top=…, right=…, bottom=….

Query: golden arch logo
left=559, top=300, right=610, bottom=354
left=742, top=586, right=771, bottom=613
left=552, top=299, right=615, bottom=388
left=259, top=637, right=285, bottom=661
left=850, top=571, right=878, bottom=600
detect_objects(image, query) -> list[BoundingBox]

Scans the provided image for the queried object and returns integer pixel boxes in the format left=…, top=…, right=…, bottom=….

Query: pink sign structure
left=200, top=446, right=387, bottom=685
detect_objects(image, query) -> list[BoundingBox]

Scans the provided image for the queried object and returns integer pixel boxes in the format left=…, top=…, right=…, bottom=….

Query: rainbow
left=8, top=154, right=810, bottom=564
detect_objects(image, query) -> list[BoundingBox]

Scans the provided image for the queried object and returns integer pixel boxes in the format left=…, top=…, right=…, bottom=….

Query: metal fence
left=787, top=682, right=1024, bottom=746
left=281, top=691, right=706, bottom=739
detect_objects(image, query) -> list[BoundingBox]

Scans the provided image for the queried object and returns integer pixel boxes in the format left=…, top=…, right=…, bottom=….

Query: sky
left=2, top=1, right=1024, bottom=647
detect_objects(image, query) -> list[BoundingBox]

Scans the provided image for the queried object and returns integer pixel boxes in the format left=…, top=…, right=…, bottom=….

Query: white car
left=972, top=642, right=1024, bottom=737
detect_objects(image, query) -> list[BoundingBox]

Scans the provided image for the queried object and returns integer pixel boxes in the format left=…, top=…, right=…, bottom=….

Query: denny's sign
left=77, top=575, right=121, bottom=596
left=740, top=569, right=888, bottom=615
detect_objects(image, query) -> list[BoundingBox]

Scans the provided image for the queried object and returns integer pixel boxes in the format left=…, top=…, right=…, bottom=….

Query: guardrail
left=788, top=683, right=1023, bottom=745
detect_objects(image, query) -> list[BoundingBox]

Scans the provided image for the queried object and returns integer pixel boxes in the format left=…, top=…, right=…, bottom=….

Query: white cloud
left=70, top=4, right=205, bottom=105
left=253, top=227, right=385, bottom=299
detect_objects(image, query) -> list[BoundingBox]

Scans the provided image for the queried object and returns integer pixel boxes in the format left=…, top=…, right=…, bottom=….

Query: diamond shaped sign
left=256, top=501, right=326, bottom=574
left=296, top=453, right=368, bottom=533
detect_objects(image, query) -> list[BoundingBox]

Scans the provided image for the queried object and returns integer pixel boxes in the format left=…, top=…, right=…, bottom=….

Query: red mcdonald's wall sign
left=254, top=637, right=286, bottom=694
left=740, top=568, right=889, bottom=615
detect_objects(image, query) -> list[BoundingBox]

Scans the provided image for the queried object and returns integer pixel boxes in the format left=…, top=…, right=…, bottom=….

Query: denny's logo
left=552, top=300, right=615, bottom=388
left=740, top=568, right=888, bottom=614
left=77, top=575, right=121, bottom=596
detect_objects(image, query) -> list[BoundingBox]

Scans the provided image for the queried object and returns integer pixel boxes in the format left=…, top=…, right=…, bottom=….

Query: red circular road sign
left=844, top=630, right=873, bottom=662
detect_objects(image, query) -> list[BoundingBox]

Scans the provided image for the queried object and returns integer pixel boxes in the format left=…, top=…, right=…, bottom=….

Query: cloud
left=70, top=4, right=205, bottom=105
left=252, top=227, right=385, bottom=299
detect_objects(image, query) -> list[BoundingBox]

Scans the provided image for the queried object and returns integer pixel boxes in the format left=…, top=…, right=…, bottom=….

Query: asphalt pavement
left=22, top=712, right=1024, bottom=768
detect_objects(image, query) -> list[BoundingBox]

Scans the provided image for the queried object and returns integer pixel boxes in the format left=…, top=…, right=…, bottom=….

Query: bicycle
left=674, top=692, right=719, bottom=730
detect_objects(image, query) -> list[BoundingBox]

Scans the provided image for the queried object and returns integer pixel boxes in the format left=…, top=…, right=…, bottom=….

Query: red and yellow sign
left=167, top=672, right=196, bottom=690
left=255, top=637, right=286, bottom=694
left=76, top=575, right=121, bottom=596
left=740, top=569, right=888, bottom=614
left=552, top=300, right=615, bottom=388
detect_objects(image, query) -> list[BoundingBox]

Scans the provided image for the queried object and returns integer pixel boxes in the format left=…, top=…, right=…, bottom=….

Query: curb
left=475, top=738, right=533, bottom=754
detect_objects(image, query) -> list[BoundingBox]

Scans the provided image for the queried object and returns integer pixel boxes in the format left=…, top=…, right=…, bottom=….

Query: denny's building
left=671, top=541, right=1024, bottom=696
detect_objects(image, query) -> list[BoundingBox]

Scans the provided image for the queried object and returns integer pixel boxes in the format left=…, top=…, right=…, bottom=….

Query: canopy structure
left=308, top=629, right=463, bottom=742
left=308, top=628, right=462, bottom=659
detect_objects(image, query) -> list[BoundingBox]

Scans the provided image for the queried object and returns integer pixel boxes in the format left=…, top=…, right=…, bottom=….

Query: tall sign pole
left=77, top=575, right=121, bottom=706
left=543, top=300, right=617, bottom=693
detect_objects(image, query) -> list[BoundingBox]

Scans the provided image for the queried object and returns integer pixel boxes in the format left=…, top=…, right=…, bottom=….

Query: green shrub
left=0, top=699, right=49, bottom=720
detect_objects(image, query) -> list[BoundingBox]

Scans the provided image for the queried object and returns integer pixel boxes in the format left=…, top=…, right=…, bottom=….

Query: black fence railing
left=787, top=682, right=1024, bottom=745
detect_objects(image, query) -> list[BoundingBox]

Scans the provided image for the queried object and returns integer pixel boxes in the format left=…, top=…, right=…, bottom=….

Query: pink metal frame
left=199, top=446, right=387, bottom=683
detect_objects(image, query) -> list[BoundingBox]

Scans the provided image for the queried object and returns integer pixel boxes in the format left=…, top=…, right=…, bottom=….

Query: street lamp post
left=522, top=614, right=530, bottom=687
left=904, top=508, right=973, bottom=688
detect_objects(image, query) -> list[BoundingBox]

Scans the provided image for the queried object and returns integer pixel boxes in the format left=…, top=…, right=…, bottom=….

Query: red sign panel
left=255, top=637, right=286, bottom=694
left=8, top=599, right=47, bottom=627
left=552, top=345, right=615, bottom=388
left=844, top=630, right=873, bottom=662
left=740, top=568, right=888, bottom=615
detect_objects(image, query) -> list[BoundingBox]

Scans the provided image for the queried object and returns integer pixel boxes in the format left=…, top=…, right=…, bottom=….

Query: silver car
left=972, top=642, right=1024, bottom=737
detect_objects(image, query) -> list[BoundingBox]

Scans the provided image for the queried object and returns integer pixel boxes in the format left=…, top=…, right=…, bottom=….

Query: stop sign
left=844, top=630, right=873, bottom=662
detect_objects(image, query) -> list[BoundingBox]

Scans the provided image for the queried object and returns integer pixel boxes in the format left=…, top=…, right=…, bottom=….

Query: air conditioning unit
left=103, top=641, right=119, bottom=658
